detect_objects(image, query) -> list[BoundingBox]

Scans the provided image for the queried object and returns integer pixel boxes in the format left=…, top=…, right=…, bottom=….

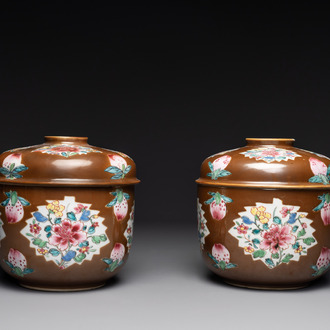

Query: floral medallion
left=207, top=243, right=237, bottom=270
left=102, top=243, right=125, bottom=272
left=0, top=153, right=28, bottom=179
left=21, top=197, right=109, bottom=269
left=104, top=154, right=132, bottom=179
left=124, top=204, right=134, bottom=252
left=32, top=144, right=101, bottom=157
left=240, top=147, right=301, bottom=163
left=197, top=199, right=209, bottom=249
left=311, top=247, right=330, bottom=276
left=313, top=193, right=330, bottom=225
left=4, top=248, right=34, bottom=277
left=0, top=191, right=30, bottom=224
left=207, top=155, right=231, bottom=180
left=308, top=158, right=330, bottom=184
left=229, top=198, right=317, bottom=269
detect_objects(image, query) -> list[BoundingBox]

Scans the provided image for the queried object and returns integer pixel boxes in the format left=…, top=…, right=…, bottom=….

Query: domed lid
left=0, top=136, right=139, bottom=186
left=196, top=138, right=330, bottom=189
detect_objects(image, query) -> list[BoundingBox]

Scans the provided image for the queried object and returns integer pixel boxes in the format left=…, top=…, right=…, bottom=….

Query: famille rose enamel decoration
left=197, top=138, right=330, bottom=290
left=0, top=136, right=139, bottom=291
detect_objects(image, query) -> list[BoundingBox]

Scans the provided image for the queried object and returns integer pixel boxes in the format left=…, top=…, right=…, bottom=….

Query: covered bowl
left=196, top=138, right=330, bottom=289
left=0, top=136, right=139, bottom=291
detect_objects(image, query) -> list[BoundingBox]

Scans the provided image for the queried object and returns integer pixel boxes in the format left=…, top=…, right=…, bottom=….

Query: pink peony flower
left=108, top=154, right=127, bottom=169
left=260, top=225, right=296, bottom=254
left=48, top=220, right=87, bottom=251
left=309, top=157, right=327, bottom=176
left=260, top=148, right=280, bottom=158
left=212, top=155, right=231, bottom=171
left=2, top=153, right=22, bottom=169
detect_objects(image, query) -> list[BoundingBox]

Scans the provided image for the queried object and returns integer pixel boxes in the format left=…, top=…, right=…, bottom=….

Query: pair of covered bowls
left=0, top=136, right=138, bottom=291
left=0, top=136, right=329, bottom=291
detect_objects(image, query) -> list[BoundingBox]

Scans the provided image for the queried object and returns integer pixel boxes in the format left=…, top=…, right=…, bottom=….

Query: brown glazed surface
left=197, top=138, right=330, bottom=289
left=0, top=136, right=139, bottom=291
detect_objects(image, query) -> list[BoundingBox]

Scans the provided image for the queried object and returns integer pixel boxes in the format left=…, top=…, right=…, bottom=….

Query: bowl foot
left=19, top=282, right=106, bottom=292
left=224, top=279, right=310, bottom=291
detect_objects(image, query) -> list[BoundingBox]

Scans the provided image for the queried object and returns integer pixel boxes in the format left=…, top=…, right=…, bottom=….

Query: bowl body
left=197, top=138, right=330, bottom=289
left=0, top=185, right=135, bottom=291
left=0, top=136, right=138, bottom=291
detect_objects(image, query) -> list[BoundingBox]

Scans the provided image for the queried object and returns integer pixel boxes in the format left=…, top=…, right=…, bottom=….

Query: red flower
left=237, top=224, right=249, bottom=235
left=260, top=225, right=295, bottom=254
left=74, top=204, right=87, bottom=213
left=79, top=246, right=90, bottom=253
left=92, top=222, right=99, bottom=228
left=30, top=223, right=41, bottom=235
left=48, top=220, right=87, bottom=251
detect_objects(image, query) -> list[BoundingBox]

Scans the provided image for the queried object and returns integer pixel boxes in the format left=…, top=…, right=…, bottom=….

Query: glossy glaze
left=197, top=138, right=330, bottom=289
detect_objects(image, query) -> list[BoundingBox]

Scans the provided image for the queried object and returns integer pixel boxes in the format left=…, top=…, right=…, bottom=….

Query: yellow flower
left=244, top=246, right=254, bottom=253
left=251, top=206, right=271, bottom=224
left=295, top=246, right=303, bottom=253
left=300, top=214, right=306, bottom=218
left=47, top=200, right=65, bottom=217
left=251, top=207, right=258, bottom=215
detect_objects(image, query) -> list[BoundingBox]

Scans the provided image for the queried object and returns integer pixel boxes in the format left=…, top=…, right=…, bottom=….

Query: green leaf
left=226, top=263, right=237, bottom=269
left=253, top=249, right=266, bottom=259
left=252, top=229, right=260, bottom=234
left=17, top=196, right=30, bottom=206
left=12, top=267, right=24, bottom=277
left=38, top=240, right=48, bottom=248
left=92, top=236, right=101, bottom=244
left=273, top=216, right=282, bottom=225
left=221, top=195, right=233, bottom=204
left=0, top=198, right=10, bottom=207
left=9, top=163, right=15, bottom=172
left=218, top=170, right=231, bottom=178
left=23, top=268, right=34, bottom=275
left=117, top=189, right=124, bottom=203
left=214, top=192, right=221, bottom=205
left=74, top=253, right=86, bottom=263
left=67, top=212, right=77, bottom=221
left=49, top=248, right=60, bottom=256
left=109, top=259, right=119, bottom=272
left=106, top=198, right=117, bottom=208
left=303, top=237, right=316, bottom=246
left=99, top=234, right=107, bottom=242
left=265, top=258, right=275, bottom=268
left=309, top=175, right=324, bottom=183
left=271, top=253, right=279, bottom=259
left=218, top=260, right=226, bottom=270
left=282, top=254, right=294, bottom=263
left=292, top=225, right=299, bottom=233
left=33, top=238, right=42, bottom=246
left=297, top=229, right=306, bottom=238
left=102, top=258, right=113, bottom=265
left=10, top=191, right=18, bottom=206
left=25, top=233, right=34, bottom=237
left=325, top=193, right=330, bottom=203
